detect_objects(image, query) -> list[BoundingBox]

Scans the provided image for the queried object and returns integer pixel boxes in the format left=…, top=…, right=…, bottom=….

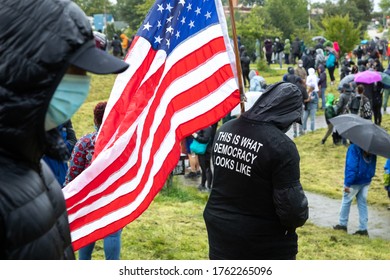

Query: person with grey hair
left=0, top=0, right=128, bottom=259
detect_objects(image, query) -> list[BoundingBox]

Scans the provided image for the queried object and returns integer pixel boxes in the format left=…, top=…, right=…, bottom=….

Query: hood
left=326, top=93, right=335, bottom=106
left=308, top=68, right=315, bottom=75
left=241, top=82, right=303, bottom=130
left=316, top=48, right=324, bottom=56
left=285, top=39, right=290, bottom=44
left=318, top=64, right=325, bottom=72
left=0, top=0, right=95, bottom=166
left=248, top=69, right=257, bottom=80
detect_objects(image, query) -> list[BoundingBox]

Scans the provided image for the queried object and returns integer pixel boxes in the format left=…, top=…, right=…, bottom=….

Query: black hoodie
left=203, top=82, right=309, bottom=260
left=0, top=0, right=96, bottom=259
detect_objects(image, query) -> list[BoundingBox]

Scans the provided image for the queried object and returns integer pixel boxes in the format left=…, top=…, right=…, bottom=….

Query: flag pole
left=228, top=0, right=246, bottom=114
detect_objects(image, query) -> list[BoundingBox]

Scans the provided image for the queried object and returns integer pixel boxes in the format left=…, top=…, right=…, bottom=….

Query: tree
left=322, top=14, right=361, bottom=56
left=73, top=0, right=115, bottom=16
left=114, top=0, right=147, bottom=32
left=379, top=0, right=390, bottom=13
left=264, top=0, right=307, bottom=39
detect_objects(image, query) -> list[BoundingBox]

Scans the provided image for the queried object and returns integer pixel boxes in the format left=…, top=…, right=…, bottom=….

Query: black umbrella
left=329, top=114, right=390, bottom=158
left=338, top=74, right=355, bottom=91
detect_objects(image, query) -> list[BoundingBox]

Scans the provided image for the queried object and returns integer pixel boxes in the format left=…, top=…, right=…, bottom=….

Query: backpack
left=325, top=105, right=336, bottom=121
left=348, top=95, right=361, bottom=114
left=360, top=97, right=372, bottom=120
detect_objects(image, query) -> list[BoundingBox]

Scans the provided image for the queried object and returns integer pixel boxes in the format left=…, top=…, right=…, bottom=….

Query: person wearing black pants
left=193, top=124, right=216, bottom=191
left=372, top=82, right=384, bottom=126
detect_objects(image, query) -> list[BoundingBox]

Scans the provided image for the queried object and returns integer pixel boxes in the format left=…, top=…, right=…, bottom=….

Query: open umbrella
left=354, top=70, right=382, bottom=84
left=329, top=114, right=390, bottom=158
left=312, top=35, right=326, bottom=41
left=380, top=72, right=390, bottom=87
left=338, top=74, right=355, bottom=91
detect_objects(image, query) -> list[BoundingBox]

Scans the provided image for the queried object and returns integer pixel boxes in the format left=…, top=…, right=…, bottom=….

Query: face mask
left=45, top=74, right=91, bottom=130
left=298, top=64, right=303, bottom=67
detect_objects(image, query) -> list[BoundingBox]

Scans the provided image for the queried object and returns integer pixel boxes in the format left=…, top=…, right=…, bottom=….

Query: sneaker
left=196, top=170, right=201, bottom=177
left=333, top=224, right=347, bottom=231
left=353, top=230, right=369, bottom=236
left=184, top=172, right=197, bottom=179
left=321, top=139, right=325, bottom=145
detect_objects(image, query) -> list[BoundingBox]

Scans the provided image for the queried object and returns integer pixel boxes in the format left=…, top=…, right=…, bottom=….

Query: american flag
left=63, top=0, right=240, bottom=251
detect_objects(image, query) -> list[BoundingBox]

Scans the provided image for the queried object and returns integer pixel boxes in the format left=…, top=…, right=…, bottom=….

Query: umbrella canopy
left=338, top=74, right=355, bottom=90
left=380, top=72, right=390, bottom=87
left=329, top=114, right=390, bottom=158
left=354, top=70, right=382, bottom=84
left=312, top=35, right=326, bottom=41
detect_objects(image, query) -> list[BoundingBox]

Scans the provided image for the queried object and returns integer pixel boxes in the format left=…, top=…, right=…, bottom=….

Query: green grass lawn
left=71, top=63, right=390, bottom=260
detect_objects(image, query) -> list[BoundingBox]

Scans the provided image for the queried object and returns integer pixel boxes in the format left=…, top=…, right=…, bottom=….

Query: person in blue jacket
left=383, top=159, right=390, bottom=210
left=333, top=143, right=377, bottom=236
left=43, top=120, right=77, bottom=186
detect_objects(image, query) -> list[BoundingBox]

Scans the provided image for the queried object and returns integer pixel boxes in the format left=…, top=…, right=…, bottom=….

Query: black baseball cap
left=70, top=40, right=129, bottom=74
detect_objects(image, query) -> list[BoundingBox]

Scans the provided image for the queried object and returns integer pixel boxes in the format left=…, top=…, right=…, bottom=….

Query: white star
left=166, top=26, right=174, bottom=34
left=166, top=38, right=170, bottom=48
left=179, top=0, right=185, bottom=6
left=166, top=3, right=173, bottom=12
left=186, top=3, right=192, bottom=11
left=154, top=36, right=163, bottom=44
left=205, top=11, right=211, bottom=19
left=157, top=20, right=162, bottom=29
left=181, top=16, right=186, bottom=24
left=166, top=16, right=173, bottom=23
left=175, top=31, right=180, bottom=39
left=195, top=7, right=201, bottom=15
left=157, top=4, right=164, bottom=13
left=143, top=21, right=152, bottom=31
left=189, top=20, right=195, bottom=28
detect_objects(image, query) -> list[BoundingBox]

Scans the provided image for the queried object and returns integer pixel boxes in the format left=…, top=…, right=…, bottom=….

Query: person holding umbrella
left=333, top=143, right=377, bottom=236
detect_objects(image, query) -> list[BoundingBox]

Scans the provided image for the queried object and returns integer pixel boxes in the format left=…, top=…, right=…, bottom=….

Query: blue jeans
left=338, top=184, right=369, bottom=231
left=78, top=229, right=122, bottom=260
left=303, top=108, right=317, bottom=131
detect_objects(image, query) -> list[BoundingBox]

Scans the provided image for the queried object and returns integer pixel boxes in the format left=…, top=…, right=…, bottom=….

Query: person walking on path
left=333, top=143, right=377, bottom=236
left=203, top=82, right=308, bottom=260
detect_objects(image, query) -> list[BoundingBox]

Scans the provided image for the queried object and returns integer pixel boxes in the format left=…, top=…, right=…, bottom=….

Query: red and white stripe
left=63, top=10, right=240, bottom=251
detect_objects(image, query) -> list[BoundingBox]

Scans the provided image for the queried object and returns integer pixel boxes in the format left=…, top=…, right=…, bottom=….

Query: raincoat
left=0, top=0, right=97, bottom=259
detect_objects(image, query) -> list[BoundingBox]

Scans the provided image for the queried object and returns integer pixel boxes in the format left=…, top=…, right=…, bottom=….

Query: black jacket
left=203, top=82, right=308, bottom=260
left=0, top=0, right=96, bottom=259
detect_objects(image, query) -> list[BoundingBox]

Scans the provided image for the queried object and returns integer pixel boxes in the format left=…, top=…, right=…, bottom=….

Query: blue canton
left=137, top=0, right=219, bottom=55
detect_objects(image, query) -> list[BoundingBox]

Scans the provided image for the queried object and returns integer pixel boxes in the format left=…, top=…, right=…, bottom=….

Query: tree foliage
left=72, top=0, right=114, bottom=16
left=264, top=0, right=308, bottom=39
left=322, top=14, right=361, bottom=56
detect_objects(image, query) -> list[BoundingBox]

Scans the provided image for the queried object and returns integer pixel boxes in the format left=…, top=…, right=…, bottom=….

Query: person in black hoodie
left=203, top=82, right=309, bottom=260
left=0, top=0, right=129, bottom=259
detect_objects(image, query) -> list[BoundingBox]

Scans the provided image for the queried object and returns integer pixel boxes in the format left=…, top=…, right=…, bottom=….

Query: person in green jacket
left=284, top=39, right=291, bottom=65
